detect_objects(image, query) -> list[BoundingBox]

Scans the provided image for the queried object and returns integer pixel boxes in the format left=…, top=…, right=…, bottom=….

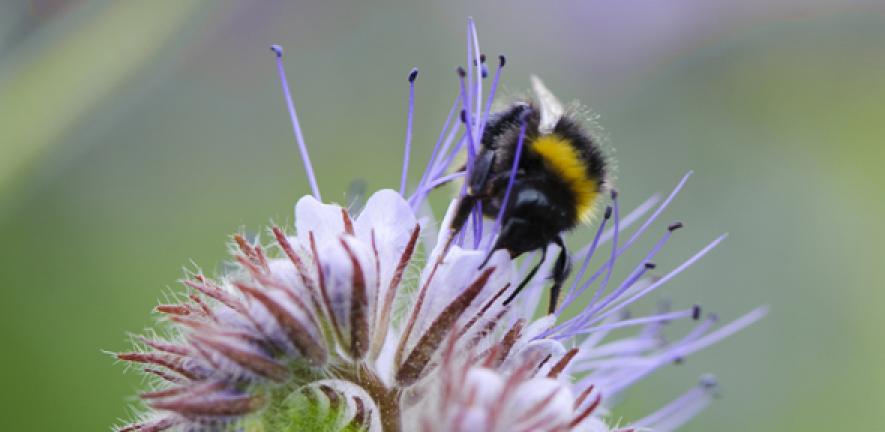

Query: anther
left=456, top=66, right=467, bottom=78
left=668, top=221, right=683, bottom=231
left=498, top=54, right=507, bottom=67
left=460, top=109, right=468, bottom=124
left=480, top=53, right=487, bottom=63
left=604, top=206, right=613, bottom=219
left=408, top=67, right=419, bottom=82
left=692, top=304, right=702, bottom=320
left=699, top=374, right=719, bottom=390
left=270, top=44, right=283, bottom=57
left=610, top=189, right=619, bottom=200
left=644, top=262, right=657, bottom=269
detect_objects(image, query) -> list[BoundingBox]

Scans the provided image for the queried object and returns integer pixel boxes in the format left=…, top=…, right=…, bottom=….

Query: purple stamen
left=620, top=171, right=693, bottom=254
left=601, top=312, right=743, bottom=397
left=632, top=376, right=719, bottom=430
left=586, top=190, right=620, bottom=311
left=565, top=173, right=692, bottom=309
left=457, top=68, right=478, bottom=179
left=480, top=54, right=506, bottom=135
left=487, top=110, right=530, bottom=251
left=472, top=202, right=483, bottom=248
left=579, top=234, right=728, bottom=330
left=400, top=67, right=419, bottom=195
left=467, top=18, right=484, bottom=139
left=572, top=226, right=677, bottom=331
left=575, top=308, right=697, bottom=335
left=430, top=134, right=465, bottom=181
left=422, top=171, right=466, bottom=191
left=559, top=207, right=610, bottom=313
left=410, top=96, right=460, bottom=206
left=663, top=307, right=767, bottom=363
left=270, top=44, right=321, bottom=200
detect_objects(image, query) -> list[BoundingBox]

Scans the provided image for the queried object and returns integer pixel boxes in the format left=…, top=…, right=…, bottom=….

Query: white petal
left=354, top=189, right=418, bottom=319
left=407, top=246, right=513, bottom=350
left=295, top=195, right=345, bottom=245
left=354, top=189, right=418, bottom=256
left=571, top=417, right=613, bottom=432
left=503, top=338, right=567, bottom=375
left=506, top=377, right=574, bottom=427
left=465, top=368, right=505, bottom=407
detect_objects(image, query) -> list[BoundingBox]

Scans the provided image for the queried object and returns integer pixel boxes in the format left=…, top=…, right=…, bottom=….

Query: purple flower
left=114, top=18, right=764, bottom=432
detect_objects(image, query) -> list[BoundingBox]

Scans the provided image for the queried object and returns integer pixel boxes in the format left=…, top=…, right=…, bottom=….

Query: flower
left=114, top=18, right=764, bottom=432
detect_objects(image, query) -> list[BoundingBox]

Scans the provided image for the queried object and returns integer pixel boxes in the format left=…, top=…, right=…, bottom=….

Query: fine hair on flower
left=113, top=18, right=765, bottom=432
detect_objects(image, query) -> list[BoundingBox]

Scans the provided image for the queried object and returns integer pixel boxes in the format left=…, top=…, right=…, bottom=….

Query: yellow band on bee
left=531, top=134, right=599, bottom=222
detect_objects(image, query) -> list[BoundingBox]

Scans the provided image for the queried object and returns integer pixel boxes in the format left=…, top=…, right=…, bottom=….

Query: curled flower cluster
left=114, top=19, right=763, bottom=432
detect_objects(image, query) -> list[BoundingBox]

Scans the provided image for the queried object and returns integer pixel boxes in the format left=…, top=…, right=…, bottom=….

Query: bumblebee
left=448, top=76, right=609, bottom=314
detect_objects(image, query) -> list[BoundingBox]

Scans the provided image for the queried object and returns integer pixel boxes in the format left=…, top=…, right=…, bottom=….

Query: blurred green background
left=1, top=1, right=883, bottom=430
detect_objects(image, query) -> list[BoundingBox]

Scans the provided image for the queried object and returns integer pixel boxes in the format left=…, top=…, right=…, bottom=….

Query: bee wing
left=531, top=75, right=564, bottom=134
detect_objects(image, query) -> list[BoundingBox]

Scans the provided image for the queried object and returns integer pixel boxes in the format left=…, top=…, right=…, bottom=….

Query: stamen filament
left=270, top=45, right=321, bottom=200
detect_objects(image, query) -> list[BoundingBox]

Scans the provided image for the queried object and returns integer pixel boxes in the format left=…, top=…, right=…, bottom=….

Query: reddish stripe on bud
left=397, top=267, right=495, bottom=386
left=155, top=304, right=190, bottom=316
left=457, top=282, right=510, bottom=339
left=138, top=337, right=191, bottom=357
left=347, top=396, right=370, bottom=429
left=319, top=385, right=341, bottom=410
left=490, top=319, right=524, bottom=368
left=237, top=283, right=327, bottom=365
left=143, top=368, right=184, bottom=384
left=372, top=224, right=420, bottom=359
left=516, top=387, right=563, bottom=423
left=234, top=233, right=266, bottom=270
left=547, top=348, right=579, bottom=379
left=188, top=294, right=217, bottom=322
left=191, top=334, right=290, bottom=382
left=117, top=416, right=177, bottom=432
left=310, top=231, right=346, bottom=343
left=340, top=238, right=370, bottom=359
left=271, top=226, right=316, bottom=296
left=341, top=208, right=355, bottom=235
left=570, top=393, right=602, bottom=428
left=149, top=392, right=265, bottom=417
left=183, top=279, right=246, bottom=316
left=574, top=384, right=595, bottom=408
left=117, top=352, right=199, bottom=380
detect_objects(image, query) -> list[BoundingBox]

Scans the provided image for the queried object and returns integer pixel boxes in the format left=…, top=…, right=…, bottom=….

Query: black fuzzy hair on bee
left=446, top=77, right=610, bottom=314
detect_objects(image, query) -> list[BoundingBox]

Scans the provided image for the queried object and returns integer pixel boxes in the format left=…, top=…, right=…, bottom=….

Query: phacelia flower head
left=114, top=18, right=764, bottom=432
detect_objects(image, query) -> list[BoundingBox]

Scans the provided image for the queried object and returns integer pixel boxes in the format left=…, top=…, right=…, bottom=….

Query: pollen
left=531, top=134, right=599, bottom=222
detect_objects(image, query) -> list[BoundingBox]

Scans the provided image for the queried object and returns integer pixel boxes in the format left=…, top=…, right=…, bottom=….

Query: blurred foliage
left=0, top=1, right=883, bottom=431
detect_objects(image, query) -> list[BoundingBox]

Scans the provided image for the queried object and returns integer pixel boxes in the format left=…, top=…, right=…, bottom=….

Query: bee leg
left=502, top=241, right=547, bottom=307
left=548, top=236, right=572, bottom=314
left=468, top=150, right=496, bottom=195
left=448, top=151, right=496, bottom=237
